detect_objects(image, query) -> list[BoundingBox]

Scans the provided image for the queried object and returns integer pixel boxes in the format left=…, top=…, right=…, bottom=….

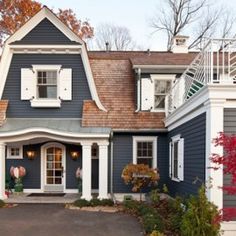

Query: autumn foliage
left=0, top=0, right=94, bottom=45
left=122, top=163, right=160, bottom=201
left=211, top=132, right=236, bottom=220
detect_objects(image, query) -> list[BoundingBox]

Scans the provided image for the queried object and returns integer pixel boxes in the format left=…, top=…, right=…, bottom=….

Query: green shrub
left=180, top=185, right=221, bottom=236
left=0, top=200, right=5, bottom=208
left=90, top=198, right=102, bottom=207
left=100, top=199, right=114, bottom=206
left=142, top=212, right=164, bottom=234
left=123, top=200, right=140, bottom=213
left=150, top=230, right=165, bottom=236
left=150, top=189, right=160, bottom=205
left=73, top=199, right=90, bottom=208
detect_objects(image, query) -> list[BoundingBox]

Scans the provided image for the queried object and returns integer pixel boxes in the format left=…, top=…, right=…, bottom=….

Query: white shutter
left=21, top=68, right=36, bottom=100
left=178, top=138, right=184, bottom=181
left=141, top=78, right=153, bottom=111
left=169, top=142, right=172, bottom=178
left=59, top=68, right=72, bottom=100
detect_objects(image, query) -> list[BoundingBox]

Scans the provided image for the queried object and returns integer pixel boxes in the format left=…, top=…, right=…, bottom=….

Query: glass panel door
left=46, top=147, right=63, bottom=185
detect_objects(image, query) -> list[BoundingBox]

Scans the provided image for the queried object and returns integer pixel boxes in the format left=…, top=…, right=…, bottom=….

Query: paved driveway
left=0, top=204, right=143, bottom=236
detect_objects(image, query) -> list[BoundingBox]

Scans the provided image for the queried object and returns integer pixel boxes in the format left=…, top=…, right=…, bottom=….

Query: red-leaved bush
left=211, top=132, right=236, bottom=220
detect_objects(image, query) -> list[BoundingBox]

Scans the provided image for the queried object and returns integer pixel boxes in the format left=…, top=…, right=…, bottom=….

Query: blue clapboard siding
left=2, top=54, right=91, bottom=118
left=168, top=113, right=206, bottom=197
left=223, top=108, right=236, bottom=208
left=112, top=132, right=169, bottom=193
left=11, top=18, right=80, bottom=45
left=6, top=143, right=82, bottom=190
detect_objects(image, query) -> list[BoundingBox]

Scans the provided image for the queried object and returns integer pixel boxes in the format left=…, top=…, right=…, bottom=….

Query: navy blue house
left=0, top=7, right=236, bottom=233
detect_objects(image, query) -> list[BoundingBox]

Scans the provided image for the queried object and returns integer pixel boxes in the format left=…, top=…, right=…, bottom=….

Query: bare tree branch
left=94, top=23, right=137, bottom=51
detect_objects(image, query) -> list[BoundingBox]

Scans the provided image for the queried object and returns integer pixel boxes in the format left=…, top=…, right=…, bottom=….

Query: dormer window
left=21, top=65, right=72, bottom=108
left=140, top=74, right=175, bottom=112
left=37, top=71, right=57, bottom=99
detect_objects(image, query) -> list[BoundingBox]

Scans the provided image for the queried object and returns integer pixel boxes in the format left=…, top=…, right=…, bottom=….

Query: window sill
left=31, top=99, right=61, bottom=108
left=171, top=177, right=181, bottom=182
left=7, top=156, right=23, bottom=160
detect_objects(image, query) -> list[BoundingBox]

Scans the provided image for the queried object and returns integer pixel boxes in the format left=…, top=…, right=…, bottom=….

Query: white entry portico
left=0, top=119, right=110, bottom=201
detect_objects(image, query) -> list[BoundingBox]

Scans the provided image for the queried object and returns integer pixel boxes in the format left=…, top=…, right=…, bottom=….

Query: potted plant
left=10, top=166, right=26, bottom=193
left=76, top=167, right=82, bottom=195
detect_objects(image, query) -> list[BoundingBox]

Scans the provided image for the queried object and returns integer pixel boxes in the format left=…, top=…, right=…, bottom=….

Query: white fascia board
left=165, top=84, right=236, bottom=129
left=0, top=128, right=110, bottom=139
left=6, top=7, right=83, bottom=45
left=10, top=45, right=82, bottom=49
left=81, top=44, right=107, bottom=111
left=133, top=65, right=189, bottom=70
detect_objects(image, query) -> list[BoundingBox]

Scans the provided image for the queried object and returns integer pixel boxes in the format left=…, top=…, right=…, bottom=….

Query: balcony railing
left=166, top=38, right=236, bottom=115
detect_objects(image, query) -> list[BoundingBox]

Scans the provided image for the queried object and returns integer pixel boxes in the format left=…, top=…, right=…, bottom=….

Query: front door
left=44, top=145, right=65, bottom=192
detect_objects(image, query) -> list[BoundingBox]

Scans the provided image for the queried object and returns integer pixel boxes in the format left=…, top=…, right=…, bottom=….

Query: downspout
left=110, top=130, right=115, bottom=201
left=135, top=68, right=141, bottom=112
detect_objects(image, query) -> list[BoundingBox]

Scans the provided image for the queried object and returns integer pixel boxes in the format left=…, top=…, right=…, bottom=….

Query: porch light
left=70, top=151, right=79, bottom=161
left=27, top=151, right=35, bottom=160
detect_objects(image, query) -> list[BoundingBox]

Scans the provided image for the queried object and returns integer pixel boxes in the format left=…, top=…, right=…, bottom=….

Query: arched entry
left=41, top=142, right=66, bottom=192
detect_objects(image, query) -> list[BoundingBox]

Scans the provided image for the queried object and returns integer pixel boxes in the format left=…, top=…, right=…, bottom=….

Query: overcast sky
left=40, top=0, right=236, bottom=50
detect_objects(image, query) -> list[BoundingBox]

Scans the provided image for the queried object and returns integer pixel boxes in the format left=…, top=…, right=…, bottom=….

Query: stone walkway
left=0, top=204, right=144, bottom=236
left=5, top=193, right=78, bottom=204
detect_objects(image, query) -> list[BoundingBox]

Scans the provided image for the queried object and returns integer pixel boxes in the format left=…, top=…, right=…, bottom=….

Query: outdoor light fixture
left=70, top=151, right=79, bottom=161
left=27, top=151, right=35, bottom=160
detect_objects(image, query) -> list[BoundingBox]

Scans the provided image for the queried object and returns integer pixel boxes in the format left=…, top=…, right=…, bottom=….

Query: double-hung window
left=154, top=79, right=171, bottom=110
left=169, top=135, right=184, bottom=181
left=140, top=74, right=175, bottom=112
left=37, top=71, right=57, bottom=99
left=133, top=136, right=157, bottom=168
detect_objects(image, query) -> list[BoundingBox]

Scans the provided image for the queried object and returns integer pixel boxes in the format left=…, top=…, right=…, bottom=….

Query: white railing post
left=210, top=40, right=214, bottom=84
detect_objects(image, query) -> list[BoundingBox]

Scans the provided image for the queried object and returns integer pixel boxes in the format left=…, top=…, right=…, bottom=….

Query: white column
left=205, top=99, right=225, bottom=209
left=98, top=142, right=109, bottom=199
left=81, top=142, right=92, bottom=201
left=0, top=142, right=6, bottom=200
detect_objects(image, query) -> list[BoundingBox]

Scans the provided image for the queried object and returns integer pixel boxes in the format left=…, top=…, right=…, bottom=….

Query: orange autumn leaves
left=0, top=0, right=94, bottom=45
left=121, top=163, right=160, bottom=193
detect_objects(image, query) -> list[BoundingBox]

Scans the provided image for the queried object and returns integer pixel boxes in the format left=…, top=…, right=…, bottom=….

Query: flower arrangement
left=10, top=166, right=26, bottom=192
left=76, top=167, right=82, bottom=194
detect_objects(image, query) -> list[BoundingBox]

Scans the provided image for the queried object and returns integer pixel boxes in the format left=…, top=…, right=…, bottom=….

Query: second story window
left=154, top=79, right=171, bottom=110
left=37, top=71, right=57, bottom=99
left=140, top=74, right=175, bottom=112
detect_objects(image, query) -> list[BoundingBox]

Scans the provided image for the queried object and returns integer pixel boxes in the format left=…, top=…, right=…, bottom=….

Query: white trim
left=0, top=128, right=110, bottom=139
left=6, top=7, right=83, bottom=45
left=31, top=99, right=61, bottom=108
left=24, top=189, right=44, bottom=193
left=32, top=65, right=62, bottom=71
left=40, top=142, right=66, bottom=192
left=7, top=145, right=23, bottom=159
left=10, top=45, right=82, bottom=49
left=0, top=142, right=7, bottom=200
left=80, top=44, right=107, bottom=111
left=132, top=136, right=157, bottom=169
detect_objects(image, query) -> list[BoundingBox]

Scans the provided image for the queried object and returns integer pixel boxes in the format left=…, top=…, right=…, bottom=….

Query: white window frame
left=132, top=136, right=157, bottom=169
left=169, top=134, right=184, bottom=182
left=31, top=65, right=62, bottom=108
left=7, top=146, right=23, bottom=159
left=151, top=74, right=175, bottom=112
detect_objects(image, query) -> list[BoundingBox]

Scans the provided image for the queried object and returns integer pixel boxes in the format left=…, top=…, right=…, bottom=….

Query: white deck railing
left=167, top=38, right=236, bottom=115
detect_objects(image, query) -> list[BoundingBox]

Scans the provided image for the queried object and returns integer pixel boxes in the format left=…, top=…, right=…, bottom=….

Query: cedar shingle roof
left=82, top=58, right=166, bottom=129
left=82, top=51, right=199, bottom=130
left=88, top=51, right=198, bottom=65
left=0, top=100, right=8, bottom=126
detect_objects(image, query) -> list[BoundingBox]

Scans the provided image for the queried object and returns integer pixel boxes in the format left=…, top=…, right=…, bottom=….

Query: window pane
left=38, top=86, right=57, bottom=98
left=173, top=142, right=178, bottom=178
left=10, top=148, right=20, bottom=156
left=154, top=95, right=165, bottom=109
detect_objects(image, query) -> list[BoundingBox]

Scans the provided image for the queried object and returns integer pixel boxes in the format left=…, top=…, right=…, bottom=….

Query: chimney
left=105, top=42, right=110, bottom=52
left=171, top=35, right=189, bottom=53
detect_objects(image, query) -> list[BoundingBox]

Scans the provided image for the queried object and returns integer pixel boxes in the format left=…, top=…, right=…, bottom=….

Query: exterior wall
left=168, top=113, right=206, bottom=197
left=6, top=142, right=82, bottom=190
left=112, top=132, right=169, bottom=193
left=12, top=18, right=79, bottom=45
left=2, top=54, right=91, bottom=118
left=223, top=108, right=236, bottom=208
